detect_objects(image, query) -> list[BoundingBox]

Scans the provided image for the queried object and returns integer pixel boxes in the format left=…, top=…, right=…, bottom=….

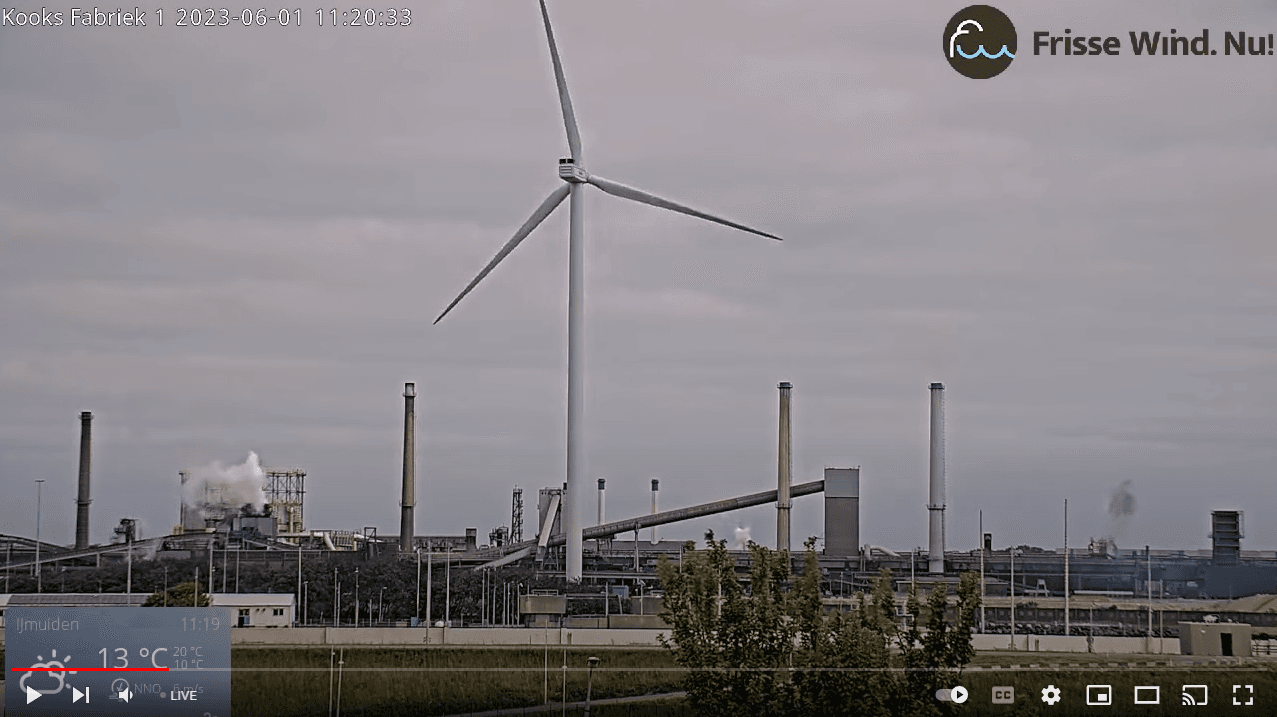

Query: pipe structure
left=400, top=383, right=417, bottom=553
left=597, top=478, right=605, bottom=526
left=75, top=411, right=93, bottom=550
left=928, top=382, right=945, bottom=573
left=545, top=479, right=824, bottom=547
left=777, top=382, right=792, bottom=554
left=650, top=479, right=659, bottom=544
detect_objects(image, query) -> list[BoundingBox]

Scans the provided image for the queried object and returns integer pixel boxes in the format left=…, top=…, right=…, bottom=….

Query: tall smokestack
left=400, top=383, right=416, bottom=553
left=597, top=478, right=605, bottom=526
left=650, top=479, right=659, bottom=544
left=777, top=382, right=792, bottom=555
left=928, top=382, right=945, bottom=573
left=75, top=411, right=93, bottom=550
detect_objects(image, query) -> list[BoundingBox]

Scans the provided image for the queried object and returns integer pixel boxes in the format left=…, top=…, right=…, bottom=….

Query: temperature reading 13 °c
left=98, top=645, right=206, bottom=668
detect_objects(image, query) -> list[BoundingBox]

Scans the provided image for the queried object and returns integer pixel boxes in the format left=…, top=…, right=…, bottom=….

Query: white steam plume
left=183, top=452, right=268, bottom=515
left=733, top=524, right=752, bottom=550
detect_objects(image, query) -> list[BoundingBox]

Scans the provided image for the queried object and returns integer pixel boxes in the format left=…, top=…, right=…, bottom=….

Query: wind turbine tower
left=435, top=1, right=782, bottom=582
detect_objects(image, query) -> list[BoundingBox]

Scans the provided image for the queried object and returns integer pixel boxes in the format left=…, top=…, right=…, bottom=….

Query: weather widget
left=5, top=607, right=231, bottom=716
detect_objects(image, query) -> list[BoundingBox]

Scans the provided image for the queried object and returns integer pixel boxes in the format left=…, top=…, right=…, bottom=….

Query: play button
left=951, top=686, right=969, bottom=704
left=26, top=685, right=42, bottom=704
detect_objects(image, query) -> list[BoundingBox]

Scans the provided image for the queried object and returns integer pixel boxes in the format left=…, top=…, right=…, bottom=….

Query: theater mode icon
left=1134, top=686, right=1161, bottom=705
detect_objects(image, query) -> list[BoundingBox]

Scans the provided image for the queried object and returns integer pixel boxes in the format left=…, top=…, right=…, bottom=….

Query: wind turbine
left=435, top=0, right=782, bottom=583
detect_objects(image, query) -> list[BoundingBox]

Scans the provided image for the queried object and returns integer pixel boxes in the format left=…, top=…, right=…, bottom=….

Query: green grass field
left=231, top=647, right=687, bottom=717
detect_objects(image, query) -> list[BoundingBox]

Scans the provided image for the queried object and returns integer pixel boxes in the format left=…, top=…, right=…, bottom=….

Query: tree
left=144, top=581, right=210, bottom=607
left=658, top=534, right=983, bottom=717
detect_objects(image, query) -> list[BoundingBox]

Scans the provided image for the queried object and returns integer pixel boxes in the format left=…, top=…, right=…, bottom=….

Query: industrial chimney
left=400, top=383, right=416, bottom=553
left=75, top=411, right=93, bottom=550
left=650, top=479, right=659, bottom=544
left=597, top=478, right=605, bottom=526
left=777, top=382, right=792, bottom=554
left=928, top=382, right=945, bottom=573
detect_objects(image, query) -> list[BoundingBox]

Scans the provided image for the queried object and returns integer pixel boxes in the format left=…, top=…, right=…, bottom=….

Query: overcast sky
left=2, top=1, right=1274, bottom=556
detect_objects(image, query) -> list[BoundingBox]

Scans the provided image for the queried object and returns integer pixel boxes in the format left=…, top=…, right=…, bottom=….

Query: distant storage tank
left=928, top=382, right=945, bottom=574
left=75, top=411, right=93, bottom=550
left=823, top=468, right=859, bottom=558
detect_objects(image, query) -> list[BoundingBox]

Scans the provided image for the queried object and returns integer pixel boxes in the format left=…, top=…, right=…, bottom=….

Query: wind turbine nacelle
left=558, top=158, right=589, bottom=183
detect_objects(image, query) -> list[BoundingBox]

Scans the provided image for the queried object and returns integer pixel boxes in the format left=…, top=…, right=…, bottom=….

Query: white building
left=0, top=593, right=295, bottom=628
left=210, top=593, right=295, bottom=627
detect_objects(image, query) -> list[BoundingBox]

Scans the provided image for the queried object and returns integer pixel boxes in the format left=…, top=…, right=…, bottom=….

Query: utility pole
left=1010, top=547, right=1016, bottom=649
left=979, top=510, right=985, bottom=634
left=426, top=544, right=433, bottom=627
left=35, top=480, right=44, bottom=593
left=445, top=547, right=451, bottom=626
left=416, top=548, right=421, bottom=623
left=1064, top=499, right=1070, bottom=637
left=1147, top=544, right=1153, bottom=654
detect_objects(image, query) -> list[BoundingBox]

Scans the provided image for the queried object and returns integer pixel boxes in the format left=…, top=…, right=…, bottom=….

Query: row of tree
left=657, top=533, right=981, bottom=717
left=8, top=553, right=622, bottom=624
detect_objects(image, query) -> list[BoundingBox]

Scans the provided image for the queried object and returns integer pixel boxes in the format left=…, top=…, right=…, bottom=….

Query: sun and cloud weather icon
left=17, top=648, right=78, bottom=698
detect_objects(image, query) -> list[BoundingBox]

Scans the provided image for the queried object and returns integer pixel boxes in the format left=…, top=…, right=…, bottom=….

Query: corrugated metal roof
left=209, top=593, right=295, bottom=607
left=1, top=593, right=149, bottom=606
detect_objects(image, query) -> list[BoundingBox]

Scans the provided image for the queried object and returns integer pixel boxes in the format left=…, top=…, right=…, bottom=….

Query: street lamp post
left=355, top=567, right=360, bottom=628
left=585, top=656, right=600, bottom=717
left=1010, top=547, right=1017, bottom=649
left=35, top=480, right=45, bottom=593
left=304, top=581, right=309, bottom=626
left=164, top=566, right=169, bottom=607
left=379, top=587, right=384, bottom=625
left=979, top=510, right=985, bottom=634
left=445, top=547, right=451, bottom=626
left=416, top=547, right=421, bottom=624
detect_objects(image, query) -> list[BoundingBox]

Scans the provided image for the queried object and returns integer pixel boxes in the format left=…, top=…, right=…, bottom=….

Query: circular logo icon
left=943, top=5, right=1017, bottom=79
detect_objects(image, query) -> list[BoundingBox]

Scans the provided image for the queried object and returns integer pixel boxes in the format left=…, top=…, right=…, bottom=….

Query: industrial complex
left=2, top=381, right=1274, bottom=653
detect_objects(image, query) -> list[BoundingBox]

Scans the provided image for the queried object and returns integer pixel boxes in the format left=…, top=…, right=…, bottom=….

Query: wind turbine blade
left=587, top=174, right=781, bottom=241
left=434, top=184, right=571, bottom=324
left=539, top=0, right=582, bottom=160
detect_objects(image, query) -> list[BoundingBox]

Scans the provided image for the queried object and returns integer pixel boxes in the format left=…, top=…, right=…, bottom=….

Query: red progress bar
left=12, top=668, right=170, bottom=672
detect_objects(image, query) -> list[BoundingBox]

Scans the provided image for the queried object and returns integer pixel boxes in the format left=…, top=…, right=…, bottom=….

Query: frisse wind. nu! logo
left=945, top=5, right=1018, bottom=79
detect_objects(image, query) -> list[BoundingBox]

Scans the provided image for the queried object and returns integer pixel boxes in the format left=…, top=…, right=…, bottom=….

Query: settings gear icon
left=1041, top=684, right=1062, bottom=705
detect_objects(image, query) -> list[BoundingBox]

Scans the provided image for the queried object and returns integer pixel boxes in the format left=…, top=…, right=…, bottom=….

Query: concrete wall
left=229, top=626, right=671, bottom=647
left=972, top=634, right=1180, bottom=654
left=223, top=628, right=1177, bottom=653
